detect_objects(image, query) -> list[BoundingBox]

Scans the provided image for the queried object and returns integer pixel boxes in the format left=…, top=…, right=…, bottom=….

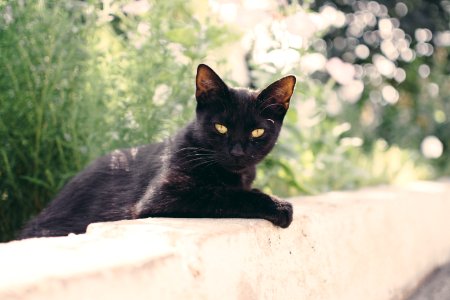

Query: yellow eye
left=215, top=123, right=228, bottom=134
left=251, top=128, right=265, bottom=138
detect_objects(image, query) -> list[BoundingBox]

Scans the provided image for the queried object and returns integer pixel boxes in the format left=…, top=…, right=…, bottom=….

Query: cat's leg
left=137, top=186, right=293, bottom=228
left=19, top=227, right=75, bottom=239
left=18, top=218, right=86, bottom=239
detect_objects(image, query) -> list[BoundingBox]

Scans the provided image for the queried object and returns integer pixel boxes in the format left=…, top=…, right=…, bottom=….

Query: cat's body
left=19, top=65, right=296, bottom=239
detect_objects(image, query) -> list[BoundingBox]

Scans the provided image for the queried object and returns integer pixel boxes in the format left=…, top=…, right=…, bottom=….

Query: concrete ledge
left=1, top=180, right=450, bottom=300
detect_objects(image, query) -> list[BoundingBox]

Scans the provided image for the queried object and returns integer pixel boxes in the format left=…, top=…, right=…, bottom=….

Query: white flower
left=3, top=5, right=13, bottom=25
left=427, top=83, right=439, bottom=98
left=378, top=19, right=394, bottom=39
left=125, top=111, right=139, bottom=129
left=435, top=31, right=450, bottom=47
left=167, top=43, right=190, bottom=65
left=421, top=136, right=443, bottom=159
left=340, top=137, right=363, bottom=147
left=381, top=85, right=399, bottom=104
left=320, top=5, right=346, bottom=28
left=400, top=48, right=415, bottom=62
left=394, top=68, right=406, bottom=83
left=332, top=122, right=351, bottom=137
left=299, top=53, right=327, bottom=74
left=338, top=80, right=364, bottom=103
left=285, top=11, right=318, bottom=41
left=418, top=64, right=431, bottom=78
left=264, top=48, right=300, bottom=72
left=122, top=0, right=151, bottom=15
left=381, top=39, right=399, bottom=60
left=415, top=28, right=432, bottom=42
left=208, top=1, right=238, bottom=24
left=326, top=57, right=356, bottom=85
left=373, top=54, right=396, bottom=78
left=325, top=91, right=342, bottom=116
left=272, top=19, right=304, bottom=49
left=137, top=22, right=150, bottom=35
left=355, top=44, right=370, bottom=59
left=152, top=84, right=171, bottom=106
left=296, top=97, right=320, bottom=128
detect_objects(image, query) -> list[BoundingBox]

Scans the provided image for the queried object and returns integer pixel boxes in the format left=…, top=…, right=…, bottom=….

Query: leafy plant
left=0, top=0, right=232, bottom=241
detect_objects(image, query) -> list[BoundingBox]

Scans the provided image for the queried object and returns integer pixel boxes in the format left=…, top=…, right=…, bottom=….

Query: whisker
left=188, top=158, right=218, bottom=170
left=259, top=103, right=284, bottom=115
left=175, top=147, right=215, bottom=155
left=181, top=157, right=214, bottom=165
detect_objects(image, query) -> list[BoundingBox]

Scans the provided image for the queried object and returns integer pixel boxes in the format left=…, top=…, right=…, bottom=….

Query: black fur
left=19, top=64, right=296, bottom=239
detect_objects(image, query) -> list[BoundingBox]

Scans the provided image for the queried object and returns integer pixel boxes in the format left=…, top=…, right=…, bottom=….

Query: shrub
left=0, top=0, right=231, bottom=241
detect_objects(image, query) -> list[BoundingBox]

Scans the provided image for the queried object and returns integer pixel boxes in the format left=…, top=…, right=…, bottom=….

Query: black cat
left=19, top=64, right=296, bottom=239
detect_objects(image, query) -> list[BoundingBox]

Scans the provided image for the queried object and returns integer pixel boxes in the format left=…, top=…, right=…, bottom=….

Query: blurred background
left=0, top=0, right=449, bottom=242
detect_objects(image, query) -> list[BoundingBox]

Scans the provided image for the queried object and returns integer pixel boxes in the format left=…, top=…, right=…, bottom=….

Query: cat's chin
left=223, top=164, right=252, bottom=174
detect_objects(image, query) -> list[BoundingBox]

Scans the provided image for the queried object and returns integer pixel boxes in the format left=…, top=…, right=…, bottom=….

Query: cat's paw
left=269, top=199, right=293, bottom=228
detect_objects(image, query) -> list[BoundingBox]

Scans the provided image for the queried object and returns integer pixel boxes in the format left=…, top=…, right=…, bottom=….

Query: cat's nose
left=230, top=143, right=245, bottom=157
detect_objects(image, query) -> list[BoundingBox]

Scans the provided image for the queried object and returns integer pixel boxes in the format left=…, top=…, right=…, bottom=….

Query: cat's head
left=192, top=64, right=296, bottom=173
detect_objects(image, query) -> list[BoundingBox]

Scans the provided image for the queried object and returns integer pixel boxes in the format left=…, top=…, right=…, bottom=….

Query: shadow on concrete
left=407, top=259, right=450, bottom=300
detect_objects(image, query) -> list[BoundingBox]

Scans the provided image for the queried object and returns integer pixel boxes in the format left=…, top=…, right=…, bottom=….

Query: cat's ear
left=257, top=75, right=296, bottom=115
left=195, top=64, right=228, bottom=100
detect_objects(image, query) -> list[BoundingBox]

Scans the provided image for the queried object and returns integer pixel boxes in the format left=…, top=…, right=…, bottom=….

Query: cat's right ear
left=195, top=64, right=228, bottom=101
left=256, top=75, right=296, bottom=118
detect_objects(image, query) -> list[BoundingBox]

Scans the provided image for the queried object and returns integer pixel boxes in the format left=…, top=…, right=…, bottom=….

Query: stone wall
left=1, top=180, right=450, bottom=300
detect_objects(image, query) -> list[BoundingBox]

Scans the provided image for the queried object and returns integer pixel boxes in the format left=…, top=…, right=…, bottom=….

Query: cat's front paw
left=264, top=197, right=293, bottom=228
left=273, top=200, right=293, bottom=228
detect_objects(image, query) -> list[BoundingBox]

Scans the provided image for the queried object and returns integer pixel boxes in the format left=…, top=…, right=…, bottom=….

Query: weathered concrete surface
left=1, top=180, right=450, bottom=300
left=407, top=260, right=450, bottom=300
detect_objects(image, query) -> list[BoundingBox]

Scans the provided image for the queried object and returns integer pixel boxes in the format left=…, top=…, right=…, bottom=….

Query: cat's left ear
left=195, top=64, right=228, bottom=100
left=257, top=75, right=296, bottom=114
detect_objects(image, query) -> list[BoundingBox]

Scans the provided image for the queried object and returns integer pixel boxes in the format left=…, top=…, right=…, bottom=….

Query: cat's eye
left=215, top=123, right=228, bottom=134
left=251, top=128, right=265, bottom=138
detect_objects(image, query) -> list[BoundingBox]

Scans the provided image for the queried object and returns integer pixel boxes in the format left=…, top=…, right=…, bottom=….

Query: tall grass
left=0, top=1, right=99, bottom=241
left=0, top=0, right=231, bottom=241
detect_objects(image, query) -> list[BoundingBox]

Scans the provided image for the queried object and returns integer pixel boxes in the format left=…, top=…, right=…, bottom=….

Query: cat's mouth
left=219, top=155, right=255, bottom=173
left=230, top=166, right=246, bottom=173
left=223, top=162, right=251, bottom=173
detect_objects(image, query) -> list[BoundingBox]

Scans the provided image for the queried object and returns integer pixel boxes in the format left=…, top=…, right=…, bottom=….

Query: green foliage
left=0, top=0, right=231, bottom=241
left=0, top=1, right=97, bottom=241
left=308, top=0, right=450, bottom=176
left=245, top=2, right=437, bottom=197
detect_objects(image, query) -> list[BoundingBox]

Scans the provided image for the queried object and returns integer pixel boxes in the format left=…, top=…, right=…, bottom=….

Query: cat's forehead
left=226, top=87, right=260, bottom=114
left=229, top=87, right=259, bottom=102
left=200, top=87, right=263, bottom=123
left=215, top=87, right=262, bottom=123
